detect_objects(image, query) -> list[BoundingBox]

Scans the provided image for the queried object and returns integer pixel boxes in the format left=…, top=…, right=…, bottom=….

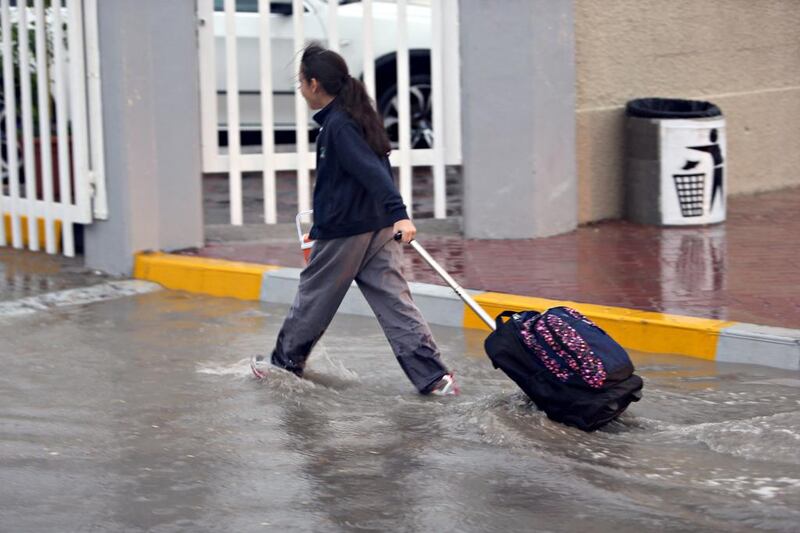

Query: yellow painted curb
left=3, top=214, right=63, bottom=251
left=464, top=292, right=735, bottom=361
left=133, top=252, right=281, bottom=301
left=132, top=250, right=738, bottom=361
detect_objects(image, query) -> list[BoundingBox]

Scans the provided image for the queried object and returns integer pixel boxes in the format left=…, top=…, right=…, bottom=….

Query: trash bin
left=625, top=97, right=726, bottom=225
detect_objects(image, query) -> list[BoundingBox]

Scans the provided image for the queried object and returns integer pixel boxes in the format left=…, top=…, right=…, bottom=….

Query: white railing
left=197, top=0, right=462, bottom=226
left=0, top=0, right=105, bottom=257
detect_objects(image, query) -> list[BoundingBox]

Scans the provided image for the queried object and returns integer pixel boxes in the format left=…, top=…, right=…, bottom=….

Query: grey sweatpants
left=270, top=226, right=449, bottom=393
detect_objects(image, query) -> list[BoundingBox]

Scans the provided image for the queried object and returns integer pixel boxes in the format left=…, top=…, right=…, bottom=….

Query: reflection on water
left=660, top=225, right=727, bottom=319
left=0, top=248, right=108, bottom=301
left=1, top=292, right=798, bottom=532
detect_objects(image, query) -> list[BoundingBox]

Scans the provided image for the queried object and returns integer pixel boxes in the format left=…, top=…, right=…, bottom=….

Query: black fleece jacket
left=308, top=100, right=409, bottom=240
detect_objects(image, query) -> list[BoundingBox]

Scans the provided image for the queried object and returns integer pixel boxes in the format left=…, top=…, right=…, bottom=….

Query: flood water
left=1, top=290, right=799, bottom=532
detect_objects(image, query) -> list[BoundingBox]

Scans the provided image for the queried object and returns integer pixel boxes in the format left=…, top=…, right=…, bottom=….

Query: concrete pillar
left=459, top=0, right=577, bottom=239
left=84, top=0, right=203, bottom=276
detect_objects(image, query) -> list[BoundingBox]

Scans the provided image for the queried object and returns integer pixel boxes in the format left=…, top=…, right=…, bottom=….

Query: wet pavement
left=196, top=185, right=800, bottom=330
left=2, top=288, right=799, bottom=532
left=0, top=248, right=109, bottom=302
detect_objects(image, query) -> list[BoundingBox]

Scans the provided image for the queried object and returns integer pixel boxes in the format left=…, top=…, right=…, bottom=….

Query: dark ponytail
left=301, top=43, right=391, bottom=156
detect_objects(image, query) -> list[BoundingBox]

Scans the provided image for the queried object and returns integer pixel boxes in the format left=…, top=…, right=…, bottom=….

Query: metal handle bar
left=394, top=232, right=496, bottom=330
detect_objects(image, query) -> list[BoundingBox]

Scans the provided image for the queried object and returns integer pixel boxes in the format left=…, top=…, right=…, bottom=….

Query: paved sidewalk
left=187, top=187, right=800, bottom=330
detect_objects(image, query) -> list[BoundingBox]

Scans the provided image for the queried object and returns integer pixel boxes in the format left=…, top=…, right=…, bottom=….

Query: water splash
left=196, top=357, right=254, bottom=378
left=307, top=348, right=360, bottom=381
left=662, top=411, right=800, bottom=464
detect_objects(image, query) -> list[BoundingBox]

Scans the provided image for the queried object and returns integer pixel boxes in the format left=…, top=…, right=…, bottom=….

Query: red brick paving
left=190, top=187, right=800, bottom=330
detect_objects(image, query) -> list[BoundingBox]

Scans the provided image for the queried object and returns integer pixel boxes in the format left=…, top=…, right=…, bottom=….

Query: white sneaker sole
left=250, top=356, right=269, bottom=379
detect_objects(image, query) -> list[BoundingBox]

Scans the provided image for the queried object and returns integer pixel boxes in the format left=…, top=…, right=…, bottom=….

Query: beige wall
left=575, top=0, right=800, bottom=223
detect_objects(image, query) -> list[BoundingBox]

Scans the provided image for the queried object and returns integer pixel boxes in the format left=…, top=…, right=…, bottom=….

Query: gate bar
left=18, top=3, right=39, bottom=251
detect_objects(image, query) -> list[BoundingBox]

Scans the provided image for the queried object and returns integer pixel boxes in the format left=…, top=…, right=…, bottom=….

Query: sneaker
left=429, top=373, right=460, bottom=396
left=250, top=354, right=270, bottom=379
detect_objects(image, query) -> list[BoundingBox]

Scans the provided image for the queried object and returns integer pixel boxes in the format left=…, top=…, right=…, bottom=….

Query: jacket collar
left=313, top=98, right=338, bottom=126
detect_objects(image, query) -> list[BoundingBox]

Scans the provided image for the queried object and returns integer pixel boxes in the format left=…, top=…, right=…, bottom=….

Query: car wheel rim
left=382, top=81, right=433, bottom=149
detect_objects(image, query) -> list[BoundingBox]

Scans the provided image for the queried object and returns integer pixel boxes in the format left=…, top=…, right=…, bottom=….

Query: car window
left=214, top=0, right=307, bottom=14
left=7, top=1, right=68, bottom=5
left=213, top=0, right=259, bottom=13
left=331, top=1, right=432, bottom=4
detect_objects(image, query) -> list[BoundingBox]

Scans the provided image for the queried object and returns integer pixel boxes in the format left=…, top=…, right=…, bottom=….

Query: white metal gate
left=197, top=0, right=461, bottom=225
left=0, top=0, right=105, bottom=257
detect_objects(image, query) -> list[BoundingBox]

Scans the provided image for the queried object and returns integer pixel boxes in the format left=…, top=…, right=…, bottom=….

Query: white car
left=213, top=0, right=433, bottom=147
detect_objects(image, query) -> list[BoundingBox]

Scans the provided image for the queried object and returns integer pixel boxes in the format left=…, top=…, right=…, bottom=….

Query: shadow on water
left=1, top=291, right=799, bottom=532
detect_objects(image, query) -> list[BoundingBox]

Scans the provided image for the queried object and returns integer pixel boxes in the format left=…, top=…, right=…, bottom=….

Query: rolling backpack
left=484, top=306, right=644, bottom=431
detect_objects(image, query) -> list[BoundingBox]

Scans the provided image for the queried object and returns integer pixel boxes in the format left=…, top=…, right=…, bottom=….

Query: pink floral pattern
left=520, top=316, right=571, bottom=382
left=518, top=310, right=607, bottom=389
left=563, top=307, right=598, bottom=329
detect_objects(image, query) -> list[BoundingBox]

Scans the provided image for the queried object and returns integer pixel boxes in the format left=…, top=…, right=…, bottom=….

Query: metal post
left=224, top=0, right=243, bottom=225
left=258, top=0, right=277, bottom=223
left=395, top=0, right=412, bottom=213
left=293, top=0, right=311, bottom=223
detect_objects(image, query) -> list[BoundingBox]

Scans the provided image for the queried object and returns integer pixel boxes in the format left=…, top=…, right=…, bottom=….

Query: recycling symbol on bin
left=672, top=129, right=724, bottom=217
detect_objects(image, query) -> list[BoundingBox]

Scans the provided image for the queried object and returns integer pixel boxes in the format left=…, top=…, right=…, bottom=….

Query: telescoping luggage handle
left=394, top=232, right=496, bottom=331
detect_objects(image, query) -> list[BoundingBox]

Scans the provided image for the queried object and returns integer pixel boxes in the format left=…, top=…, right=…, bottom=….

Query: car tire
left=377, top=74, right=433, bottom=150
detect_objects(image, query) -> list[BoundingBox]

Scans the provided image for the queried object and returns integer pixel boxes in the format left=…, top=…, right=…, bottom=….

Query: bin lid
left=626, top=98, right=722, bottom=119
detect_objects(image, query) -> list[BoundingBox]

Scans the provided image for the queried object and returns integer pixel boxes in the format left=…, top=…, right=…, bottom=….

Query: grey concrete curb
left=260, top=267, right=800, bottom=372
left=261, top=267, right=481, bottom=329
left=717, top=324, right=800, bottom=371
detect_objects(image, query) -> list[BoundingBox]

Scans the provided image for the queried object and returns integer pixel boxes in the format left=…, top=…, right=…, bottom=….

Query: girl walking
left=250, top=44, right=458, bottom=396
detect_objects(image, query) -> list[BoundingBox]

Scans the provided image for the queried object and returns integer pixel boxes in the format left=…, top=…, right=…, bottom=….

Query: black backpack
left=484, top=307, right=644, bottom=431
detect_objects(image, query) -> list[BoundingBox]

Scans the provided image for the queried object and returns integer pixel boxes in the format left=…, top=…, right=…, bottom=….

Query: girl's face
left=299, top=71, right=324, bottom=110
